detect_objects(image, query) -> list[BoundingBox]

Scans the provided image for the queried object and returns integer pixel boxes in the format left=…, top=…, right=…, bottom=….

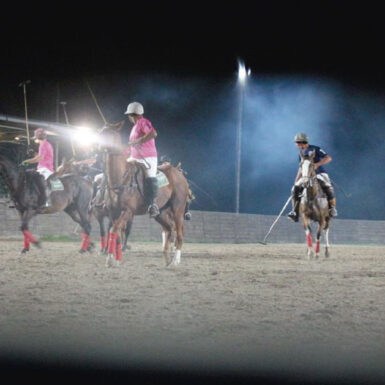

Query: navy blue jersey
left=298, top=144, right=328, bottom=174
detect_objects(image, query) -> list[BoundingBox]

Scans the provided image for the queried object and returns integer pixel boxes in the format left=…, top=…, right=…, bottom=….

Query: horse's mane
left=123, top=160, right=147, bottom=185
left=301, top=156, right=324, bottom=197
left=0, top=141, right=27, bottom=164
left=0, top=152, right=19, bottom=183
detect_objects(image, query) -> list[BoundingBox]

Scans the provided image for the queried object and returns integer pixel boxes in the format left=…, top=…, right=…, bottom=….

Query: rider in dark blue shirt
left=287, top=132, right=338, bottom=222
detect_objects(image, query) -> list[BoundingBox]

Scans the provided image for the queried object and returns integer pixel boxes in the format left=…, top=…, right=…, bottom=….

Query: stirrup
left=184, top=211, right=192, bottom=221
left=287, top=211, right=299, bottom=222
left=148, top=204, right=160, bottom=218
left=329, top=207, right=338, bottom=217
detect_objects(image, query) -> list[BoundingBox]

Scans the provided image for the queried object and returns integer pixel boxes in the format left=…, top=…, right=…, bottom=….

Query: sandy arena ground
left=1, top=240, right=385, bottom=384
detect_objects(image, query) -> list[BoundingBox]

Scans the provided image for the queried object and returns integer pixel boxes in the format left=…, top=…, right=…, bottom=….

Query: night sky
left=1, top=2, right=384, bottom=220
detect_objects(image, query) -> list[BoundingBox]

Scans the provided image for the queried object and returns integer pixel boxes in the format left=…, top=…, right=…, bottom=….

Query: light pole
left=235, top=60, right=250, bottom=214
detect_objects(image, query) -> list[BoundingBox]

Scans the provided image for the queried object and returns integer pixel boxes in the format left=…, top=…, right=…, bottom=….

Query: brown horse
left=98, top=124, right=191, bottom=267
left=0, top=142, right=94, bottom=254
left=298, top=151, right=331, bottom=258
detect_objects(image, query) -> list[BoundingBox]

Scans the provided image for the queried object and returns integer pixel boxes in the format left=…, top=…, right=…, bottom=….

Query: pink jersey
left=38, top=139, right=54, bottom=172
left=129, top=117, right=157, bottom=158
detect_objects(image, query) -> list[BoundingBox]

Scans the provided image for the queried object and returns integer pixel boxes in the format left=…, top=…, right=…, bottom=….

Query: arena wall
left=1, top=204, right=384, bottom=244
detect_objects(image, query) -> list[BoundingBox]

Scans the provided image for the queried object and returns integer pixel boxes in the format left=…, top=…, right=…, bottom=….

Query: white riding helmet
left=294, top=132, right=309, bottom=143
left=124, top=102, right=144, bottom=115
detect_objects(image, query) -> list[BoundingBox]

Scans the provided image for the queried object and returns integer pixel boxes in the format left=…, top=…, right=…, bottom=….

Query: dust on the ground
left=0, top=240, right=385, bottom=380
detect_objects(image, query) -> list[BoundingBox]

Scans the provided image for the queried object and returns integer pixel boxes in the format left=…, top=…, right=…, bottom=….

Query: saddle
left=47, top=175, right=65, bottom=191
left=126, top=160, right=170, bottom=190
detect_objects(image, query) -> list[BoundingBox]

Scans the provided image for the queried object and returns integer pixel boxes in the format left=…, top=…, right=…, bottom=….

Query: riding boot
left=44, top=181, right=52, bottom=208
left=147, top=177, right=160, bottom=218
left=328, top=197, right=338, bottom=217
left=184, top=188, right=195, bottom=220
left=94, top=177, right=106, bottom=207
left=90, top=181, right=98, bottom=203
left=184, top=202, right=192, bottom=220
left=322, top=185, right=338, bottom=217
left=287, top=185, right=301, bottom=222
left=36, top=175, right=47, bottom=208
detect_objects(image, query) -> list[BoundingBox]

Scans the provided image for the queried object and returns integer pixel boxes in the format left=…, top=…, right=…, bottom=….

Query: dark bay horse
left=56, top=158, right=132, bottom=254
left=298, top=151, right=331, bottom=258
left=0, top=142, right=93, bottom=254
left=98, top=125, right=191, bottom=268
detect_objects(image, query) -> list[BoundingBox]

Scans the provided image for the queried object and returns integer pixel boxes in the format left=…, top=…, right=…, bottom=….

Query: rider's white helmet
left=124, top=102, right=144, bottom=115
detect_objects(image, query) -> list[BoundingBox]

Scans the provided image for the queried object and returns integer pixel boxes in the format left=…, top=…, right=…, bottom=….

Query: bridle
left=300, top=158, right=317, bottom=188
left=300, top=158, right=320, bottom=201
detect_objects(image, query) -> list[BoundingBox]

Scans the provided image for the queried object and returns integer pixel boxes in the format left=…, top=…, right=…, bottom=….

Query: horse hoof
left=87, top=242, right=95, bottom=252
left=20, top=248, right=29, bottom=254
left=105, top=254, right=114, bottom=267
left=79, top=249, right=87, bottom=254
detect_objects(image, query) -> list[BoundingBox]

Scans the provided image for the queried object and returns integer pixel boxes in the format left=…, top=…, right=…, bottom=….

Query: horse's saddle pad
left=156, top=171, right=169, bottom=188
left=49, top=178, right=64, bottom=191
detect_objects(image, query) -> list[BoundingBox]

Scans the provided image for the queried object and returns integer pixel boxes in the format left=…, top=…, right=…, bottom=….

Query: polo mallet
left=18, top=80, right=31, bottom=146
left=332, top=180, right=352, bottom=198
left=60, top=101, right=76, bottom=158
left=259, top=195, right=292, bottom=245
left=85, top=80, right=107, bottom=125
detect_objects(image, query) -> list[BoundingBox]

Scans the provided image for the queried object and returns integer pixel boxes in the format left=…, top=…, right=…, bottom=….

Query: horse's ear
left=113, top=120, right=125, bottom=131
left=105, top=120, right=125, bottom=132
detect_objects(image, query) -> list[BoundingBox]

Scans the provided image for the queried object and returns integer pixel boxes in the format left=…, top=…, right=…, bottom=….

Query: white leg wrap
left=173, top=250, right=181, bottom=266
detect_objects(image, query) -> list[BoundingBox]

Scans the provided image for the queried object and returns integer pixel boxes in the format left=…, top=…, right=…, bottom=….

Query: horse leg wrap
left=22, top=230, right=30, bottom=250
left=100, top=235, right=107, bottom=251
left=116, top=238, right=122, bottom=261
left=24, top=230, right=37, bottom=244
left=315, top=240, right=320, bottom=253
left=80, top=233, right=90, bottom=251
left=306, top=232, right=313, bottom=247
left=107, top=232, right=117, bottom=256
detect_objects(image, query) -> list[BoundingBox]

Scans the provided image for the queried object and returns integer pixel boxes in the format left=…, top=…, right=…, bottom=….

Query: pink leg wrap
left=22, top=230, right=30, bottom=250
left=80, top=233, right=90, bottom=251
left=116, top=236, right=122, bottom=261
left=24, top=230, right=37, bottom=243
left=100, top=235, right=107, bottom=251
left=306, top=233, right=313, bottom=247
left=107, top=232, right=117, bottom=256
left=315, top=240, right=320, bottom=253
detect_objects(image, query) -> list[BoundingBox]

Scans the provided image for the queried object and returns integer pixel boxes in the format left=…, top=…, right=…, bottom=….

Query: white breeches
left=295, top=172, right=332, bottom=187
left=126, top=157, right=158, bottom=178
left=37, top=167, right=53, bottom=180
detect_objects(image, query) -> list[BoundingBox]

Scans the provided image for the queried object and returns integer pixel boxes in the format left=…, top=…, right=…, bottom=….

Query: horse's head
left=299, top=149, right=317, bottom=188
left=55, top=157, right=74, bottom=176
left=97, top=122, right=124, bottom=154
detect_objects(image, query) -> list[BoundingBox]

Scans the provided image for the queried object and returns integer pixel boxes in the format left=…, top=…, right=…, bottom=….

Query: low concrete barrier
left=1, top=203, right=384, bottom=244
